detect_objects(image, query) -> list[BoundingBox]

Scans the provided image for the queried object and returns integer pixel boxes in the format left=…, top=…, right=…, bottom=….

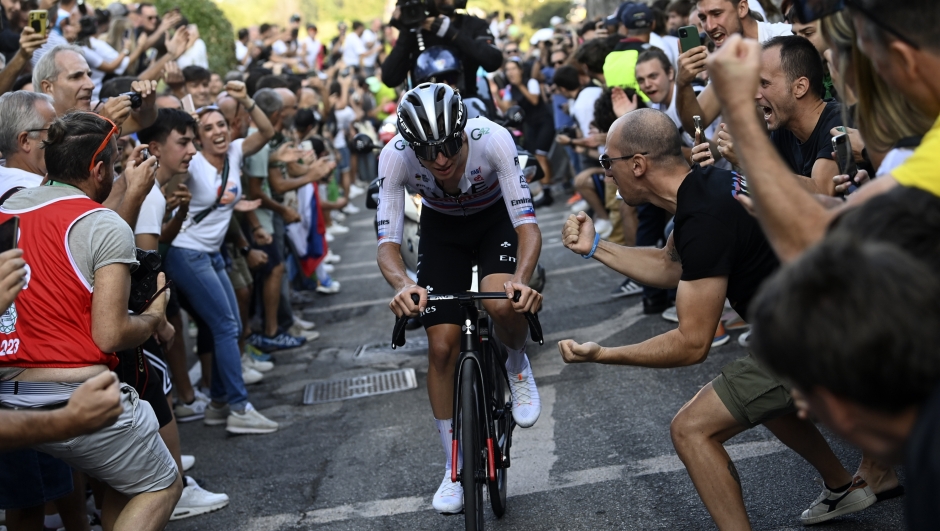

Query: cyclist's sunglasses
left=411, top=135, right=463, bottom=161
left=89, top=114, right=119, bottom=174
left=791, top=0, right=918, bottom=49
left=599, top=152, right=648, bottom=171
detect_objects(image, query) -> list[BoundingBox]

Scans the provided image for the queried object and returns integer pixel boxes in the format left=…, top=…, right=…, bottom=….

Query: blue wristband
left=582, top=232, right=601, bottom=259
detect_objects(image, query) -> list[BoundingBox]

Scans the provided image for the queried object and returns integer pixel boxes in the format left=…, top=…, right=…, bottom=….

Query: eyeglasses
left=792, top=0, right=919, bottom=49
left=552, top=60, right=566, bottom=66
left=145, top=15, right=158, bottom=20
left=89, top=114, right=118, bottom=174
left=599, top=152, right=648, bottom=170
left=411, top=135, right=463, bottom=161
left=504, top=49, right=519, bottom=54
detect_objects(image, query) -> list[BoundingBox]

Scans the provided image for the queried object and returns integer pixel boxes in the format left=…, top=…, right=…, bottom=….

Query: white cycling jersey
left=376, top=117, right=537, bottom=246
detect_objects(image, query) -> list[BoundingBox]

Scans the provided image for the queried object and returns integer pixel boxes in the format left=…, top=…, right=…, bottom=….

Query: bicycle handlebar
left=391, top=291, right=544, bottom=349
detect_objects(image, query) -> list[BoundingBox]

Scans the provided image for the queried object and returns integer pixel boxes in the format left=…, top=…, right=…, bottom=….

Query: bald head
left=610, top=108, right=684, bottom=164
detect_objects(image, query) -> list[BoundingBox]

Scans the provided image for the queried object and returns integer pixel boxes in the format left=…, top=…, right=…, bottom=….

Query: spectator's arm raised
left=0, top=27, right=47, bottom=95
left=675, top=45, right=720, bottom=139
left=229, top=80, right=275, bottom=156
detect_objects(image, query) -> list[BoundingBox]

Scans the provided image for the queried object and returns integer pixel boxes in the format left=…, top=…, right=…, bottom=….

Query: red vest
left=0, top=195, right=117, bottom=369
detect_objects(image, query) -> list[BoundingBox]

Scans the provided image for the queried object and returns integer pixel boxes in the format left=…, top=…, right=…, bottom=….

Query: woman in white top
left=162, top=81, right=279, bottom=434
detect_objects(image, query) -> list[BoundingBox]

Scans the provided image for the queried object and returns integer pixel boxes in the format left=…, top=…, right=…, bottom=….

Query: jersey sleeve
left=376, top=142, right=408, bottom=246
left=487, top=126, right=536, bottom=227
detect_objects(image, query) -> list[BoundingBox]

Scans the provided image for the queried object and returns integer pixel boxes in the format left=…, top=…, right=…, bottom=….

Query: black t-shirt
left=770, top=100, right=842, bottom=177
left=904, top=384, right=940, bottom=530
left=673, top=165, right=780, bottom=320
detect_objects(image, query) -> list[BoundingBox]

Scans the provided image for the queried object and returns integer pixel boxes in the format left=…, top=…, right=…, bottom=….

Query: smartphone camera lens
left=679, top=28, right=688, bottom=38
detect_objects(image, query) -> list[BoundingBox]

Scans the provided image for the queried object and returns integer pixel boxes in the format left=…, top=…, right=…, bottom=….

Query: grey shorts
left=227, top=244, right=253, bottom=291
left=712, top=353, right=796, bottom=429
left=33, top=384, right=178, bottom=496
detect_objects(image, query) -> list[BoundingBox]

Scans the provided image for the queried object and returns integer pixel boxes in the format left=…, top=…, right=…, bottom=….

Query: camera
left=120, top=91, right=143, bottom=109
left=128, top=249, right=162, bottom=314
left=396, top=0, right=437, bottom=28
left=557, top=125, right=578, bottom=139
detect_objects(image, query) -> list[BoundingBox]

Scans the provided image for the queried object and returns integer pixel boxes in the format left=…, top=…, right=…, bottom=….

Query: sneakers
left=322, top=263, right=335, bottom=274
left=181, top=454, right=195, bottom=472
left=566, top=191, right=583, bottom=206
left=242, top=353, right=274, bottom=373
left=569, top=198, right=589, bottom=213
left=712, top=322, right=730, bottom=348
left=247, top=331, right=306, bottom=352
left=226, top=403, right=278, bottom=434
left=326, top=223, right=350, bottom=235
left=610, top=278, right=643, bottom=299
left=433, top=472, right=464, bottom=514
left=662, top=305, right=678, bottom=322
left=594, top=218, right=613, bottom=239
left=204, top=403, right=230, bottom=426
left=245, top=343, right=273, bottom=362
left=174, top=391, right=210, bottom=423
left=325, top=232, right=335, bottom=243
left=293, top=316, right=316, bottom=330
left=324, top=250, right=341, bottom=264
left=330, top=209, right=347, bottom=222
left=170, top=476, right=230, bottom=521
left=738, top=330, right=751, bottom=348
left=342, top=203, right=360, bottom=215
left=242, top=365, right=264, bottom=385
left=800, top=476, right=876, bottom=525
left=349, top=183, right=366, bottom=198
left=317, top=278, right=341, bottom=294
left=642, top=295, right=672, bottom=315
left=507, top=362, right=541, bottom=428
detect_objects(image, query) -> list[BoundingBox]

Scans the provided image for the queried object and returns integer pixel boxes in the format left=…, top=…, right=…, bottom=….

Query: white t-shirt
left=0, top=165, right=43, bottom=199
left=171, top=139, right=245, bottom=252
left=333, top=106, right=356, bottom=149
left=134, top=183, right=166, bottom=236
left=91, top=37, right=129, bottom=74
left=360, top=29, right=378, bottom=68
left=341, top=31, right=366, bottom=68
left=271, top=40, right=288, bottom=56
left=877, top=148, right=916, bottom=177
left=80, top=42, right=108, bottom=100
left=502, top=79, right=542, bottom=102
left=649, top=33, right=680, bottom=72
left=570, top=86, right=603, bottom=139
left=177, top=39, right=209, bottom=69
left=757, top=21, right=792, bottom=43
left=300, top=36, right=321, bottom=69
left=653, top=84, right=716, bottom=146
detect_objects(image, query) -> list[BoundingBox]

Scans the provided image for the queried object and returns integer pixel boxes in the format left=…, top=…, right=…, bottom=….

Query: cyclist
left=376, top=83, right=543, bottom=514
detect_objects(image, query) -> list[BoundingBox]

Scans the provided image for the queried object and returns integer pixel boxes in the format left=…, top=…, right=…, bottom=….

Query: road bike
left=391, top=291, right=543, bottom=530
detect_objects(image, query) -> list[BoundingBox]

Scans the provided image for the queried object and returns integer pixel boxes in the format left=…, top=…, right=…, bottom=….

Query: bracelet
left=582, top=232, right=601, bottom=259
left=245, top=100, right=256, bottom=113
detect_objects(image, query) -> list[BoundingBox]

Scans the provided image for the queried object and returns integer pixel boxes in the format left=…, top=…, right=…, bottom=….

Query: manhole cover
left=355, top=337, right=429, bottom=357
left=302, top=368, right=418, bottom=405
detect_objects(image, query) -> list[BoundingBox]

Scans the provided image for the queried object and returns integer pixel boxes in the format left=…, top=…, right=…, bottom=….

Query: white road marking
left=533, top=305, right=644, bottom=377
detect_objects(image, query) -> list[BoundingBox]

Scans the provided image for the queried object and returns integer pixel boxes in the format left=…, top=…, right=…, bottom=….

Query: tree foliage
left=524, top=0, right=572, bottom=30
left=154, top=0, right=236, bottom=73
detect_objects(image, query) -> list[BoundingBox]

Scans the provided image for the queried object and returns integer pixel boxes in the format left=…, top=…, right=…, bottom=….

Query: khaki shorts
left=712, top=353, right=796, bottom=428
left=227, top=244, right=253, bottom=291
left=34, top=384, right=178, bottom=496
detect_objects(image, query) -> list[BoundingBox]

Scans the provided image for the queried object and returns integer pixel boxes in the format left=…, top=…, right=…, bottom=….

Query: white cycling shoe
left=433, top=471, right=464, bottom=514
left=508, top=363, right=541, bottom=428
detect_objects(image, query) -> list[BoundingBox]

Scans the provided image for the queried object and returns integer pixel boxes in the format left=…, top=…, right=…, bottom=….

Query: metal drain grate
left=302, top=368, right=418, bottom=405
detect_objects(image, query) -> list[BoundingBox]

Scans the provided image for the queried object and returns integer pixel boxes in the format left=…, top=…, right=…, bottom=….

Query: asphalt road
left=167, top=195, right=906, bottom=531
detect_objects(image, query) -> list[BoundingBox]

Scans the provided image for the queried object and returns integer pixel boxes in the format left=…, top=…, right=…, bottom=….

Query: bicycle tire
left=460, top=358, right=485, bottom=531
left=486, top=338, right=510, bottom=517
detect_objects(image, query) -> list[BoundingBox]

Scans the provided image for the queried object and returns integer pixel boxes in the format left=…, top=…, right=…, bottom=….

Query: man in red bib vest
left=0, top=112, right=182, bottom=531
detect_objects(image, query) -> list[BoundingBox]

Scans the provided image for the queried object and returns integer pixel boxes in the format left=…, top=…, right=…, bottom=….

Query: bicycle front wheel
left=460, top=358, right=485, bottom=531
left=486, top=338, right=510, bottom=517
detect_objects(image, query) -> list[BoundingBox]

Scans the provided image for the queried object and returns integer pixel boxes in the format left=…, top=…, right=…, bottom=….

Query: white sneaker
left=432, top=471, right=464, bottom=514
left=330, top=210, right=346, bottom=222
left=661, top=306, right=678, bottom=323
left=738, top=330, right=751, bottom=348
left=326, top=223, right=349, bottom=235
left=171, top=476, right=229, bottom=520
left=324, top=250, right=341, bottom=264
left=242, top=353, right=273, bottom=373
left=800, top=477, right=876, bottom=525
left=594, top=218, right=613, bottom=239
left=242, top=366, right=264, bottom=385
left=203, top=403, right=230, bottom=426
left=569, top=199, right=589, bottom=213
left=349, top=184, right=366, bottom=198
left=316, top=279, right=341, bottom=294
left=174, top=394, right=209, bottom=423
left=299, top=329, right=320, bottom=341
left=507, top=360, right=541, bottom=428
left=293, top=316, right=316, bottom=329
left=322, top=263, right=335, bottom=273
left=342, top=203, right=360, bottom=215
left=325, top=232, right=335, bottom=243
left=181, top=454, right=195, bottom=472
left=226, top=403, right=279, bottom=434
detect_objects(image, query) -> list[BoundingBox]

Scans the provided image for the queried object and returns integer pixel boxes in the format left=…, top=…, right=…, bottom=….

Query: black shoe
left=642, top=295, right=671, bottom=315
left=533, top=187, right=554, bottom=208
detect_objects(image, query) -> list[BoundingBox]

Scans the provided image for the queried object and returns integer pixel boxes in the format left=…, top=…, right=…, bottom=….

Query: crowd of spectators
left=2, top=0, right=940, bottom=528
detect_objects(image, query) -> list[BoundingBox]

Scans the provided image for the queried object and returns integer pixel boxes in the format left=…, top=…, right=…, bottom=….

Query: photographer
left=0, top=111, right=182, bottom=531
left=381, top=0, right=501, bottom=101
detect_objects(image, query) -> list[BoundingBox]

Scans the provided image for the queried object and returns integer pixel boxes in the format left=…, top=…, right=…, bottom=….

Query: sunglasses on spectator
left=505, top=48, right=519, bottom=54
left=599, top=151, right=648, bottom=170
left=791, top=0, right=918, bottom=48
left=89, top=114, right=118, bottom=174
left=195, top=105, right=221, bottom=116
left=411, top=135, right=463, bottom=161
left=146, top=15, right=158, bottom=20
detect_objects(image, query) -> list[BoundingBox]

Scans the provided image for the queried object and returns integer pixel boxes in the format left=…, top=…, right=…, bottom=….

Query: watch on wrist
left=239, top=245, right=251, bottom=257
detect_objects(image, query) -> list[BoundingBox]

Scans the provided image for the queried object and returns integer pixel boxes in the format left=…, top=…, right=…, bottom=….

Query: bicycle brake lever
left=525, top=312, right=544, bottom=345
left=391, top=293, right=423, bottom=349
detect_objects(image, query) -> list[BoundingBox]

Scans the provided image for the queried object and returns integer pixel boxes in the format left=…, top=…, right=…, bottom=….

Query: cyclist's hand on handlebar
left=562, top=212, right=597, bottom=255
left=557, top=339, right=602, bottom=363
left=390, top=285, right=426, bottom=318
left=504, top=281, right=542, bottom=314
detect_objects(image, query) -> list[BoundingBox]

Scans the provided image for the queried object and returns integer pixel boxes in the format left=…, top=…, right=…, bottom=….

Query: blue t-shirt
left=552, top=93, right=574, bottom=130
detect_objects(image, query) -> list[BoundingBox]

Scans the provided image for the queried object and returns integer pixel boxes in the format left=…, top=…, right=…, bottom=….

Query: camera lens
left=679, top=28, right=687, bottom=37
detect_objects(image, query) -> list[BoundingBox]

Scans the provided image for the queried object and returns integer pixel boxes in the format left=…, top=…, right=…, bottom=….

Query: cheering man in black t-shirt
left=558, top=109, right=875, bottom=529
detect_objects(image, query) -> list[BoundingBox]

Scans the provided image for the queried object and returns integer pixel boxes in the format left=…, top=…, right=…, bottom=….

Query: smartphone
left=28, top=10, right=47, bottom=36
left=731, top=173, right=750, bottom=199
left=0, top=217, right=19, bottom=253
left=181, top=94, right=195, bottom=114
left=140, top=147, right=150, bottom=159
left=693, top=115, right=703, bottom=140
left=832, top=133, right=858, bottom=195
left=678, top=25, right=702, bottom=53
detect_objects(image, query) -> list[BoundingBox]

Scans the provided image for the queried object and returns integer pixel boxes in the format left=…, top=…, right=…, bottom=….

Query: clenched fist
left=557, top=339, right=603, bottom=364
left=561, top=212, right=597, bottom=255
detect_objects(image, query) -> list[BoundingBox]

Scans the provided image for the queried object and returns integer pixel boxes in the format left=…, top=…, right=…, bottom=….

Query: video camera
left=396, top=0, right=438, bottom=29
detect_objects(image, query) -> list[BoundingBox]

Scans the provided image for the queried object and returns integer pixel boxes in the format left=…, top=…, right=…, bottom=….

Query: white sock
left=435, top=418, right=462, bottom=470
left=505, top=343, right=528, bottom=374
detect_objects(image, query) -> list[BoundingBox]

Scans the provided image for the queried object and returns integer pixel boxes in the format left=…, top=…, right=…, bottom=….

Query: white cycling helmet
left=396, top=82, right=468, bottom=160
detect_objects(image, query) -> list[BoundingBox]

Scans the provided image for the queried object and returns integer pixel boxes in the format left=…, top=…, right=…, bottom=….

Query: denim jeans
left=165, top=247, right=248, bottom=408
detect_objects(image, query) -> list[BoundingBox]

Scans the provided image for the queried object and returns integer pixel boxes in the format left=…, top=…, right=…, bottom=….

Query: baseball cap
left=290, top=14, right=301, bottom=23
left=107, top=2, right=129, bottom=17
left=605, top=2, right=634, bottom=27
left=549, top=16, right=564, bottom=27
left=620, top=2, right=653, bottom=29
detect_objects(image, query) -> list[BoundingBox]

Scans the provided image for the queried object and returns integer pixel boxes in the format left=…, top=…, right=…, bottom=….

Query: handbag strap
left=191, top=157, right=230, bottom=225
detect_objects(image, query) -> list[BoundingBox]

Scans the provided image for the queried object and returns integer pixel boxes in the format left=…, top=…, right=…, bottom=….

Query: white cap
left=550, top=16, right=564, bottom=27
left=529, top=28, right=555, bottom=45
